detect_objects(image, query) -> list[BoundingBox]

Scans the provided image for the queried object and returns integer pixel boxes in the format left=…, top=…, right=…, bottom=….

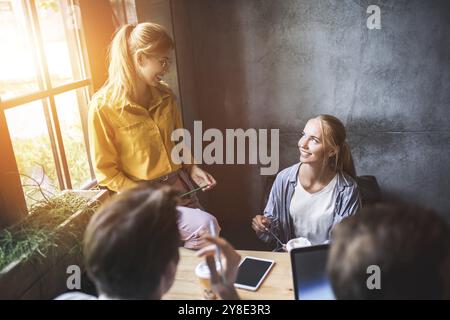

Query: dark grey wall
left=143, top=0, right=450, bottom=247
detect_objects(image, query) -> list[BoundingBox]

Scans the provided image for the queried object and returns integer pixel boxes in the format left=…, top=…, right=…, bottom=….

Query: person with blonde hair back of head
left=88, top=23, right=219, bottom=249
left=252, top=114, right=361, bottom=250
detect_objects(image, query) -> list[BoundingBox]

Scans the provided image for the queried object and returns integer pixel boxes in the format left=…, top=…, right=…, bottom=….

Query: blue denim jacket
left=259, top=163, right=361, bottom=250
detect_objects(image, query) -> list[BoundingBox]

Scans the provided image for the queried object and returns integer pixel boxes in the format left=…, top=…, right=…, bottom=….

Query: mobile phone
left=234, top=256, right=275, bottom=291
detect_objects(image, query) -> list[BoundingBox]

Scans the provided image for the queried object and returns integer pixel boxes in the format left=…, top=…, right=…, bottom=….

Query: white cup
left=195, top=260, right=222, bottom=300
left=286, top=237, right=311, bottom=252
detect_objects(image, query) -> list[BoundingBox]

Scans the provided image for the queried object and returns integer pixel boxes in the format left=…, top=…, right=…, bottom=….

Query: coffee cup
left=286, top=237, right=311, bottom=252
left=195, top=260, right=222, bottom=300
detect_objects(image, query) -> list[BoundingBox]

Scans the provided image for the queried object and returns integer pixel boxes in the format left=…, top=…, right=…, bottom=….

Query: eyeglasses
left=158, top=58, right=172, bottom=69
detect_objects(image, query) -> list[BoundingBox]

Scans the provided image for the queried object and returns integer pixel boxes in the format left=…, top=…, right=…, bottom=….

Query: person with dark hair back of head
left=56, top=186, right=241, bottom=300
left=327, top=203, right=450, bottom=300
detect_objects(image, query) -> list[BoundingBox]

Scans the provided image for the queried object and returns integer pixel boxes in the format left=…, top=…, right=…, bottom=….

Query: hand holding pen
left=197, top=233, right=241, bottom=300
left=251, top=215, right=285, bottom=248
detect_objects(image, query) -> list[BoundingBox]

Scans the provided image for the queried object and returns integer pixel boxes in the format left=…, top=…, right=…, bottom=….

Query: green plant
left=0, top=192, right=99, bottom=271
left=8, top=123, right=92, bottom=209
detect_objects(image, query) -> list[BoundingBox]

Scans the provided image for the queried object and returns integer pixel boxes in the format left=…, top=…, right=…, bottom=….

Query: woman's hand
left=197, top=236, right=241, bottom=300
left=189, top=165, right=217, bottom=191
left=252, top=215, right=271, bottom=235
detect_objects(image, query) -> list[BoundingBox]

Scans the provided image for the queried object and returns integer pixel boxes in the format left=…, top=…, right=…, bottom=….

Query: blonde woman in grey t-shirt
left=252, top=115, right=361, bottom=250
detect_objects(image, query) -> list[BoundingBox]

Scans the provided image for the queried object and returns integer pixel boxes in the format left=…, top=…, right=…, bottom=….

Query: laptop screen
left=290, top=244, right=335, bottom=300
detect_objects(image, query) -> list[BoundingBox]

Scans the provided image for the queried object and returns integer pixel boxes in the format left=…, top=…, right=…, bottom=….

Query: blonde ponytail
left=338, top=141, right=356, bottom=179
left=316, top=114, right=357, bottom=179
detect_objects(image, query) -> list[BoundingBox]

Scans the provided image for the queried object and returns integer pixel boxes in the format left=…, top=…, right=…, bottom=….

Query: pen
left=180, top=185, right=208, bottom=198
left=264, top=227, right=285, bottom=248
left=209, top=220, right=225, bottom=282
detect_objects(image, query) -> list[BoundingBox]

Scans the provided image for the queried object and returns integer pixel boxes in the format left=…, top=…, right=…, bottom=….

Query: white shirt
left=55, top=292, right=98, bottom=300
left=289, top=174, right=337, bottom=245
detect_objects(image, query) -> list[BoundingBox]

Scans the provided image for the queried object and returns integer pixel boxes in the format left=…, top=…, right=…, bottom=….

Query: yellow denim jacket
left=88, top=83, right=189, bottom=192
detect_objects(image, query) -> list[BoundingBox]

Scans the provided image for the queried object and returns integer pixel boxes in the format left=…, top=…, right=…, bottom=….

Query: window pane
left=0, top=0, right=40, bottom=100
left=4, top=100, right=59, bottom=209
left=36, top=0, right=85, bottom=87
left=110, top=0, right=126, bottom=27
left=110, top=0, right=137, bottom=26
left=124, top=0, right=137, bottom=24
left=54, top=87, right=92, bottom=189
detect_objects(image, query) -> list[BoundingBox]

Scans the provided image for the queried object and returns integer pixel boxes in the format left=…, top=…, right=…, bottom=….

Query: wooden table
left=163, top=248, right=294, bottom=300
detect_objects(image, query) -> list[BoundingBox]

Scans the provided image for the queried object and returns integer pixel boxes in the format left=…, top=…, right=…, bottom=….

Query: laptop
left=290, top=244, right=336, bottom=300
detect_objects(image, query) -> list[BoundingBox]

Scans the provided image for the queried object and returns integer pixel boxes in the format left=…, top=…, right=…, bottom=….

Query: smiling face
left=298, top=118, right=335, bottom=165
left=298, top=119, right=324, bottom=164
left=135, top=49, right=172, bottom=87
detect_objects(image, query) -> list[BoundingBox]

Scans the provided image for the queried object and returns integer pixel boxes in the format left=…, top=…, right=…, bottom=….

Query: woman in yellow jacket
left=88, top=23, right=218, bottom=248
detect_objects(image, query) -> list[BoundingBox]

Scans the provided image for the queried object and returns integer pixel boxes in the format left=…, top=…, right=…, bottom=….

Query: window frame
left=0, top=0, right=95, bottom=216
left=0, top=0, right=137, bottom=225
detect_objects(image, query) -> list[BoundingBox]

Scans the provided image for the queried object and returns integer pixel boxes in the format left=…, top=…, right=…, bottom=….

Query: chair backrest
left=355, top=175, right=382, bottom=207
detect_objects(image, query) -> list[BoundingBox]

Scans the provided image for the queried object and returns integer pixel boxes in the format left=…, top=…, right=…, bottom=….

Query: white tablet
left=234, top=256, right=275, bottom=291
